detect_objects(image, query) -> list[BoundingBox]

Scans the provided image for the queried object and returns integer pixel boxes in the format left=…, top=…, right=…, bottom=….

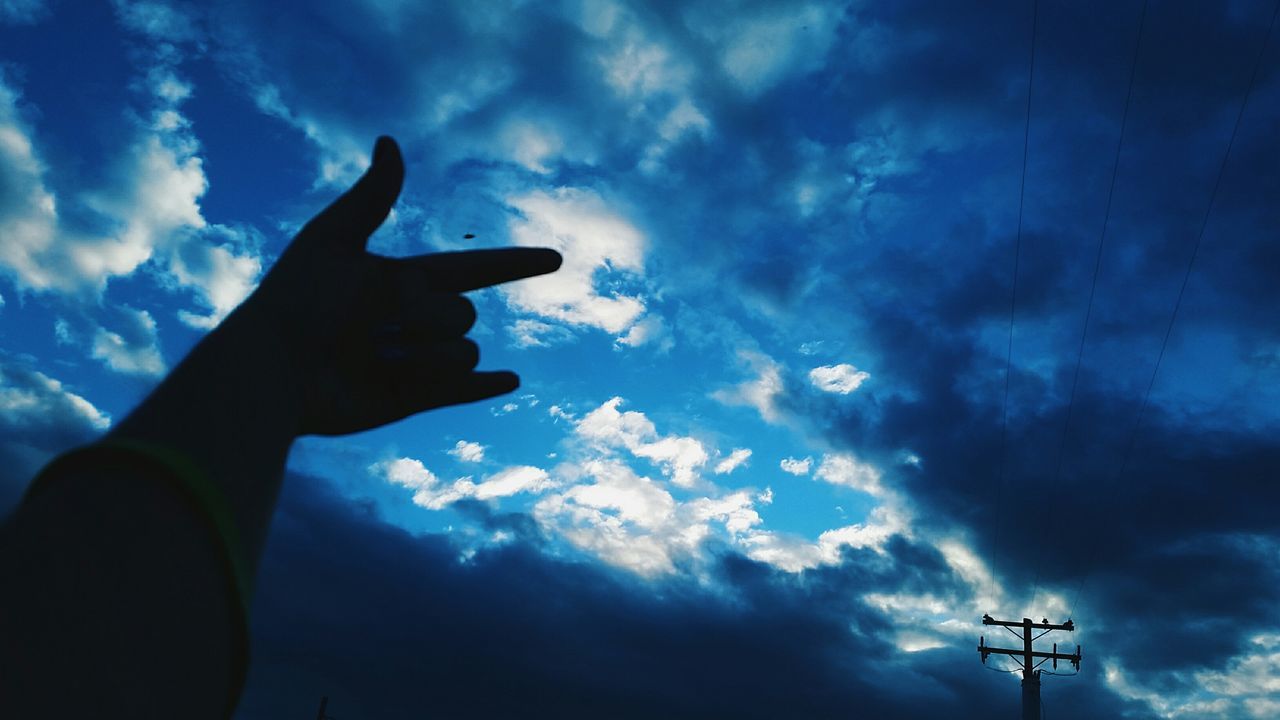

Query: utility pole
left=978, top=614, right=1081, bottom=720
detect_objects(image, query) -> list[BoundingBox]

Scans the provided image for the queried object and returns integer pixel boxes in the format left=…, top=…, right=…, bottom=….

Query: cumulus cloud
left=779, top=456, right=812, bottom=475
left=507, top=318, right=575, bottom=348
left=814, top=453, right=883, bottom=497
left=89, top=306, right=166, bottom=377
left=714, top=448, right=752, bottom=475
left=449, top=440, right=486, bottom=463
left=712, top=350, right=785, bottom=423
left=0, top=361, right=110, bottom=512
left=0, top=44, right=261, bottom=328
left=0, top=72, right=63, bottom=293
left=168, top=226, right=262, bottom=329
left=808, top=363, right=870, bottom=394
left=534, top=459, right=768, bottom=576
left=613, top=314, right=671, bottom=351
left=112, top=0, right=201, bottom=42
left=575, top=397, right=708, bottom=488
left=372, top=458, right=552, bottom=511
left=240, top=468, right=1072, bottom=718
left=0, top=363, right=110, bottom=434
left=0, top=0, right=47, bottom=24
left=503, top=187, right=650, bottom=342
left=740, top=505, right=907, bottom=573
left=683, top=1, right=843, bottom=97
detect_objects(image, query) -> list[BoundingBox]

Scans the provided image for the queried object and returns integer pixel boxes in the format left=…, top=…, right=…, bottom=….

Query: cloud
left=0, top=42, right=261, bottom=326
left=112, top=0, right=202, bottom=42
left=502, top=187, right=650, bottom=342
left=508, top=318, right=575, bottom=348
left=0, top=0, right=47, bottom=24
left=240, top=470, right=1122, bottom=719
left=448, top=440, right=486, bottom=463
left=372, top=458, right=552, bottom=511
left=683, top=1, right=844, bottom=97
left=0, top=360, right=110, bottom=513
left=575, top=397, right=708, bottom=488
left=712, top=350, right=786, bottom=423
left=533, top=459, right=767, bottom=576
left=0, top=72, right=63, bottom=293
left=89, top=306, right=166, bottom=377
left=168, top=226, right=262, bottom=329
left=808, top=363, right=870, bottom=394
left=614, top=314, right=671, bottom=351
left=714, top=448, right=752, bottom=475
left=741, top=505, right=907, bottom=573
left=814, top=453, right=883, bottom=497
left=779, top=456, right=812, bottom=475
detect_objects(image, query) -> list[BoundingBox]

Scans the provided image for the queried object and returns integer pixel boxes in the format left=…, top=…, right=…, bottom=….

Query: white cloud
left=714, top=448, right=752, bottom=475
left=372, top=458, right=552, bottom=511
left=600, top=37, right=684, bottom=98
left=809, top=363, right=869, bottom=394
left=0, top=72, right=63, bottom=293
left=467, top=465, right=553, bottom=502
left=90, top=306, right=166, bottom=377
left=780, top=456, right=812, bottom=475
left=169, top=226, right=262, bottom=329
left=0, top=58, right=261, bottom=327
left=712, top=350, right=785, bottom=423
left=815, top=453, right=883, bottom=496
left=502, top=121, right=564, bottom=174
left=575, top=397, right=708, bottom=487
left=492, top=402, right=520, bottom=416
left=112, top=0, right=201, bottom=42
left=614, top=315, right=671, bottom=351
left=503, top=187, right=650, bottom=342
left=449, top=440, right=486, bottom=463
left=534, top=459, right=769, bottom=576
left=0, top=364, right=110, bottom=433
left=684, top=2, right=842, bottom=97
left=632, top=435, right=708, bottom=488
left=534, top=460, right=681, bottom=576
left=741, top=505, right=906, bottom=572
left=0, top=363, right=111, bottom=503
left=376, top=456, right=438, bottom=490
left=508, top=318, right=575, bottom=348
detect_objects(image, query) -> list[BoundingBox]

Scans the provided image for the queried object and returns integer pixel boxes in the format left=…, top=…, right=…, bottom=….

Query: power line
left=1069, top=0, right=1280, bottom=620
left=987, top=0, right=1040, bottom=612
left=1027, top=0, right=1151, bottom=614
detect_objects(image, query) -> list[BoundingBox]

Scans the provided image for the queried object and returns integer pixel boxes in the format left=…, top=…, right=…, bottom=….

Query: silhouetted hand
left=238, top=136, right=561, bottom=436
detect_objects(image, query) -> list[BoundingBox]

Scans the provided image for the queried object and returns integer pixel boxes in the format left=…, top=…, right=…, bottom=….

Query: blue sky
left=2, top=0, right=1279, bottom=717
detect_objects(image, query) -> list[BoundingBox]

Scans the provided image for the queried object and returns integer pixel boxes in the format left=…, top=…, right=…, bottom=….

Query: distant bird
left=1042, top=618, right=1049, bottom=624
left=463, top=233, right=476, bottom=239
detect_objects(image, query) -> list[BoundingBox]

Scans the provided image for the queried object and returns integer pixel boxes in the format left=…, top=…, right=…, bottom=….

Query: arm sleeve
left=17, top=440, right=252, bottom=718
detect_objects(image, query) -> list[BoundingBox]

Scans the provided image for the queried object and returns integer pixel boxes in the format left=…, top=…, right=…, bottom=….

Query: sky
left=1, top=0, right=1279, bottom=717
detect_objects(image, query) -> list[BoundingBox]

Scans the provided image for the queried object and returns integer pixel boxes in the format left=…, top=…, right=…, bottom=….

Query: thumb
left=301, top=135, right=405, bottom=252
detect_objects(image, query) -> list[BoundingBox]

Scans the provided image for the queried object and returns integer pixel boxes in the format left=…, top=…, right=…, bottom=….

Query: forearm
left=106, top=303, right=301, bottom=581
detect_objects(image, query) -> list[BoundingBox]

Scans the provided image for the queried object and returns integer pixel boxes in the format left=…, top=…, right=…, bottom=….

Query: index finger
left=395, top=248, right=563, bottom=292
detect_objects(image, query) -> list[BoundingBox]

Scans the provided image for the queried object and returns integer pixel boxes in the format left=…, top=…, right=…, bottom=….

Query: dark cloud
left=719, top=0, right=1280, bottom=708
left=237, top=470, right=1142, bottom=719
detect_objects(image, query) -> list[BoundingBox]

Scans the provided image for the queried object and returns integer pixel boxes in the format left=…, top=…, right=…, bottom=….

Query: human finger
left=402, top=371, right=521, bottom=413
left=371, top=292, right=476, bottom=341
left=297, top=136, right=405, bottom=252
left=397, top=248, right=562, bottom=292
left=375, top=337, right=480, bottom=374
